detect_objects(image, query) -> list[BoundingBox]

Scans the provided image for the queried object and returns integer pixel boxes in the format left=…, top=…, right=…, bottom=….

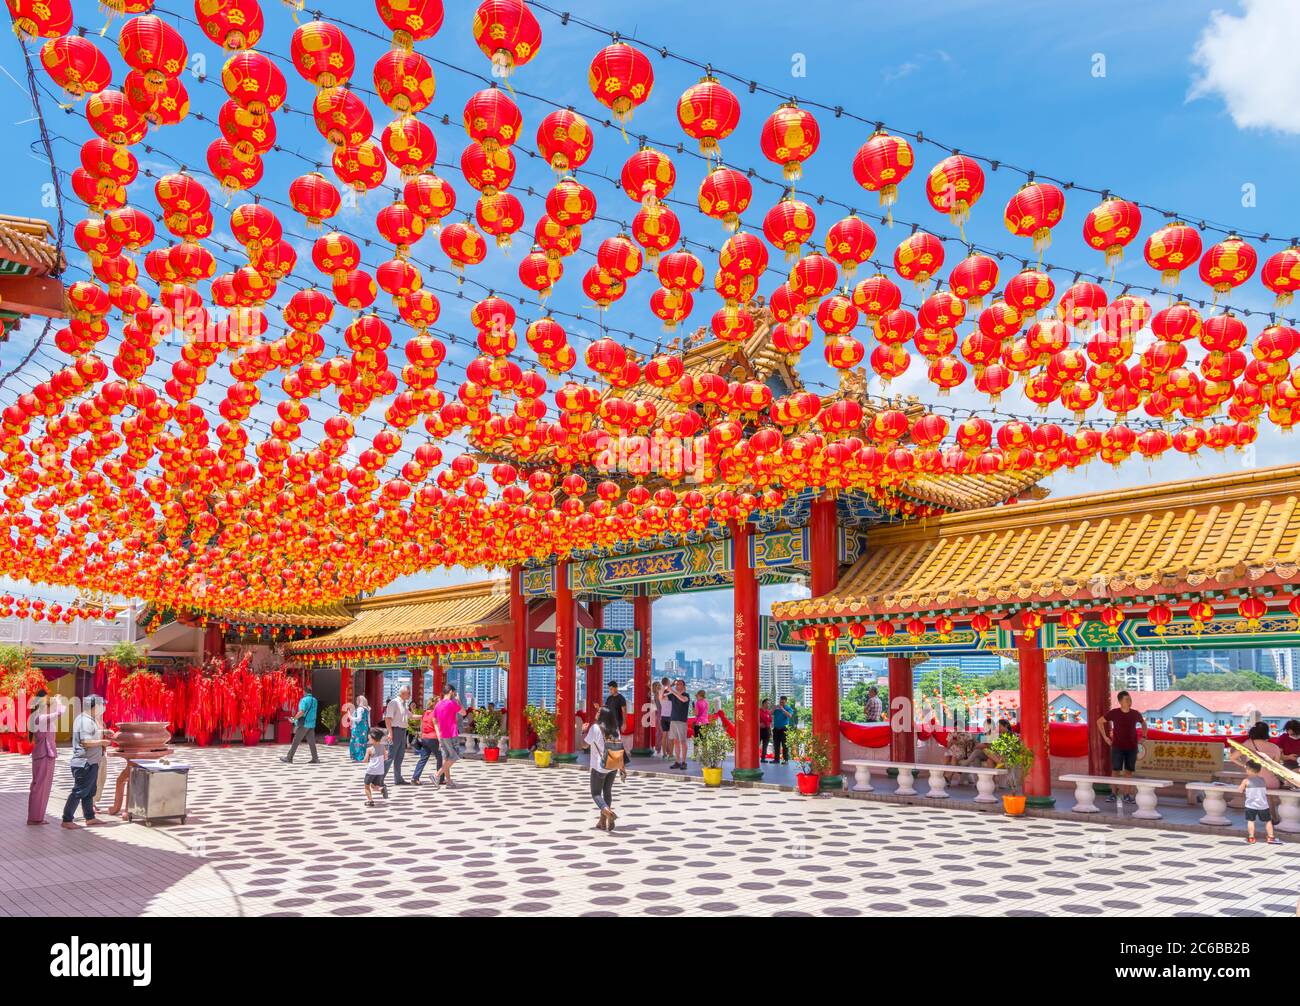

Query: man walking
left=62, top=696, right=115, bottom=829
left=385, top=685, right=412, bottom=785
left=603, top=680, right=631, bottom=765
left=863, top=686, right=883, bottom=723
left=1098, top=690, right=1146, bottom=804
left=280, top=685, right=319, bottom=764
left=665, top=678, right=691, bottom=770
left=772, top=695, right=796, bottom=764
left=432, top=685, right=462, bottom=787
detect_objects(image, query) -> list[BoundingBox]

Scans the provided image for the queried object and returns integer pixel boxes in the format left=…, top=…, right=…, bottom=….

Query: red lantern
left=313, top=87, right=373, bottom=147
left=377, top=0, right=444, bottom=49
left=948, top=254, right=999, bottom=306
left=621, top=146, right=675, bottom=212
left=10, top=0, right=73, bottom=40
left=382, top=116, right=437, bottom=178
left=405, top=172, right=457, bottom=229
left=464, top=87, right=522, bottom=152
left=1238, top=595, right=1267, bottom=627
left=824, top=215, right=876, bottom=279
left=441, top=222, right=488, bottom=277
left=288, top=172, right=340, bottom=227
left=632, top=206, right=679, bottom=262
left=333, top=140, right=387, bottom=192
left=472, top=0, right=542, bottom=78
left=763, top=197, right=816, bottom=260
left=290, top=19, right=354, bottom=90
left=1198, top=235, right=1258, bottom=296
left=1261, top=246, right=1300, bottom=306
left=1144, top=222, right=1203, bottom=286
left=41, top=35, right=111, bottom=100
left=893, top=231, right=945, bottom=286
left=221, top=50, right=287, bottom=117
left=925, top=154, right=984, bottom=228
left=373, top=49, right=436, bottom=114
left=220, top=99, right=275, bottom=160
left=476, top=192, right=525, bottom=249
left=86, top=90, right=147, bottom=147
left=699, top=166, right=752, bottom=232
left=1004, top=182, right=1065, bottom=254
left=1082, top=197, right=1142, bottom=269
left=589, top=42, right=654, bottom=128
left=759, top=103, right=820, bottom=181
left=546, top=178, right=596, bottom=230
left=196, top=0, right=264, bottom=51
left=852, top=131, right=914, bottom=219
left=677, top=75, right=741, bottom=158
left=536, top=109, right=593, bottom=175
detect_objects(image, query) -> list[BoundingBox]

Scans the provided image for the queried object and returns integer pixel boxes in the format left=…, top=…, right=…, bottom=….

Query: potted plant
left=527, top=704, right=556, bottom=767
left=319, top=704, right=340, bottom=745
left=474, top=707, right=504, bottom=762
left=788, top=726, right=832, bottom=794
left=102, top=640, right=146, bottom=670
left=988, top=730, right=1033, bottom=815
left=695, top=721, right=732, bottom=786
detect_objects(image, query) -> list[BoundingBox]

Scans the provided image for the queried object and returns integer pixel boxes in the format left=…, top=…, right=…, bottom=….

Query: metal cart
left=126, top=760, right=191, bottom=826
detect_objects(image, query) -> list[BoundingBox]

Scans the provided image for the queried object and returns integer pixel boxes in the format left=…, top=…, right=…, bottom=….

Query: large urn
left=108, top=722, right=175, bottom=817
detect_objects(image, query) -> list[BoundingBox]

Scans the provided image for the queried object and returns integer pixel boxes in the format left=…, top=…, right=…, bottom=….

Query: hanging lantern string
left=528, top=1, right=1295, bottom=248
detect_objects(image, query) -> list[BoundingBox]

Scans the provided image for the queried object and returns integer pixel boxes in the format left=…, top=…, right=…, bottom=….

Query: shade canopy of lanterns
left=4, top=0, right=1300, bottom=623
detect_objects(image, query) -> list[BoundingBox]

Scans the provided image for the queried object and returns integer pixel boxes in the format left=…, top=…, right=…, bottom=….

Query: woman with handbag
left=349, top=696, right=371, bottom=763
left=584, top=706, right=627, bottom=833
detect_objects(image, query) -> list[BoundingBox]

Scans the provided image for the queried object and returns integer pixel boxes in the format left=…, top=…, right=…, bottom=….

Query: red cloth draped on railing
left=839, top=720, right=1246, bottom=758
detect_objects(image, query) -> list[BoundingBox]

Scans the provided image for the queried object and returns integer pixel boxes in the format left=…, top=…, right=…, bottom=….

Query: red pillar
left=555, top=560, right=577, bottom=760
left=808, top=495, right=842, bottom=785
left=1015, top=634, right=1054, bottom=806
left=340, top=663, right=354, bottom=725
left=887, top=655, right=915, bottom=763
left=365, top=668, right=383, bottom=715
left=203, top=623, right=225, bottom=664
left=632, top=593, right=653, bottom=754
left=508, top=566, right=529, bottom=756
left=431, top=652, right=445, bottom=698
left=1085, top=650, right=1112, bottom=779
left=732, top=521, right=762, bottom=780
left=586, top=600, right=604, bottom=724
left=410, top=659, right=424, bottom=709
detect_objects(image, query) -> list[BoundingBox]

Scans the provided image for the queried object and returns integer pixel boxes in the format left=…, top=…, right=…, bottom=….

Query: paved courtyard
left=2, top=744, right=1296, bottom=917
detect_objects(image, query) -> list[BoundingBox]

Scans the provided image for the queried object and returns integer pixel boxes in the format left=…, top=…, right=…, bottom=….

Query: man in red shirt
left=1098, top=690, right=1146, bottom=805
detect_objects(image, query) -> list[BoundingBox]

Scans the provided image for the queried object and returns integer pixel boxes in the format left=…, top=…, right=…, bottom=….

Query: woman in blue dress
left=348, top=695, right=370, bottom=762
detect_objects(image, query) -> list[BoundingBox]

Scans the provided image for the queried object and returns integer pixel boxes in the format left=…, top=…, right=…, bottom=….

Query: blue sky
left=1, top=0, right=1298, bottom=665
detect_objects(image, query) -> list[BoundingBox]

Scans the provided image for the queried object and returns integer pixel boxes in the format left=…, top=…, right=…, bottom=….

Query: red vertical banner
left=731, top=521, right=761, bottom=779
left=555, top=559, right=576, bottom=759
left=1016, top=633, right=1054, bottom=806
left=632, top=593, right=653, bottom=754
left=508, top=566, right=529, bottom=756
left=808, top=495, right=842, bottom=785
left=887, top=656, right=915, bottom=763
left=586, top=599, right=604, bottom=723
left=1085, top=650, right=1112, bottom=778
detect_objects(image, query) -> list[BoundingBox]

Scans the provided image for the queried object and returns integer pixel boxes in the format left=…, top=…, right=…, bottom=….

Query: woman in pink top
left=27, top=689, right=59, bottom=825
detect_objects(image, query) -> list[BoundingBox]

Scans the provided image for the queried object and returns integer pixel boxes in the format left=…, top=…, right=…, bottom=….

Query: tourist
left=411, top=698, right=443, bottom=786
left=348, top=695, right=370, bottom=763
left=1098, top=690, right=1146, bottom=804
left=432, top=685, right=462, bottom=787
left=1238, top=761, right=1281, bottom=845
left=772, top=696, right=797, bottom=764
left=758, top=699, right=773, bottom=763
left=61, top=695, right=115, bottom=830
left=692, top=689, right=709, bottom=738
left=658, top=677, right=673, bottom=759
left=603, top=680, right=627, bottom=732
left=1275, top=720, right=1300, bottom=770
left=942, top=728, right=982, bottom=783
left=665, top=678, right=691, bottom=769
left=863, top=686, right=883, bottom=723
left=26, top=688, right=59, bottom=825
left=280, top=685, right=320, bottom=765
left=384, top=685, right=411, bottom=785
left=584, top=705, right=626, bottom=832
left=1229, top=721, right=1284, bottom=792
left=363, top=727, right=389, bottom=807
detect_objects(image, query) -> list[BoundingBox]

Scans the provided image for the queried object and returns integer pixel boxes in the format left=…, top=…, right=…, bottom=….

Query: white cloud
left=1189, top=0, right=1300, bottom=134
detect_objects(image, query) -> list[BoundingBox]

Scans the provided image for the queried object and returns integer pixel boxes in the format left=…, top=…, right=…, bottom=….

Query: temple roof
left=773, top=463, right=1300, bottom=622
left=215, top=603, right=355, bottom=629
left=0, top=215, right=62, bottom=276
left=283, top=580, right=510, bottom=652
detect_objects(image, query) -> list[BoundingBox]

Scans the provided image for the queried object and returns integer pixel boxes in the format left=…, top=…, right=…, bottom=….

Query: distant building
left=912, top=653, right=1000, bottom=683
left=602, top=600, right=633, bottom=691
left=984, top=689, right=1300, bottom=731
left=759, top=650, right=794, bottom=701
left=527, top=665, right=556, bottom=710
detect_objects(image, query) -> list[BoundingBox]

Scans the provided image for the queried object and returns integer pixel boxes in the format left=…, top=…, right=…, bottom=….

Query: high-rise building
left=759, top=650, right=794, bottom=701
left=602, top=600, right=634, bottom=691
left=912, top=653, right=1001, bottom=683
left=1049, top=656, right=1085, bottom=689
left=527, top=665, right=556, bottom=710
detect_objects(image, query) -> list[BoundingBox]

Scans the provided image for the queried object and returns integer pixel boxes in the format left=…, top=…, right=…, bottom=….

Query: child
left=1238, top=761, right=1281, bottom=844
left=364, top=727, right=389, bottom=807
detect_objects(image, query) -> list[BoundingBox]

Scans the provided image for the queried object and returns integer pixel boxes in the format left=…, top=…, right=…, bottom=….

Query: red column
left=340, top=663, right=354, bottom=724
left=555, top=560, right=577, bottom=760
left=410, top=660, right=424, bottom=709
left=732, top=521, right=761, bottom=780
left=632, top=593, right=653, bottom=754
left=508, top=566, right=529, bottom=756
left=887, top=655, right=915, bottom=763
left=1015, top=633, right=1054, bottom=806
left=1085, top=650, right=1112, bottom=779
left=586, top=600, right=604, bottom=723
left=431, top=652, right=445, bottom=698
left=202, top=623, right=225, bottom=664
left=808, top=495, right=842, bottom=785
left=365, top=668, right=383, bottom=715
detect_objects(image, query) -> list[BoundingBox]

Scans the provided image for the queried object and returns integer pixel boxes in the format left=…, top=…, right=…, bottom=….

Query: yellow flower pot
left=702, top=767, right=724, bottom=787
left=534, top=750, right=553, bottom=768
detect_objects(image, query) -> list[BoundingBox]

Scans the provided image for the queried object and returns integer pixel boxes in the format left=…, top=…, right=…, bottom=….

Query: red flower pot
left=483, top=747, right=500, bottom=763
left=322, top=735, right=337, bottom=746
left=796, top=772, right=821, bottom=795
left=242, top=729, right=261, bottom=746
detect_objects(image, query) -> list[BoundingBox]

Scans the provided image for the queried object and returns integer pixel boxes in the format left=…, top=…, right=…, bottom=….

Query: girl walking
left=363, top=727, right=389, bottom=807
left=585, top=706, right=626, bottom=832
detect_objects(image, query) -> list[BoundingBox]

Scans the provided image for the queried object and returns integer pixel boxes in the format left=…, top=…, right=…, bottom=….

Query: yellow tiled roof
left=283, top=581, right=509, bottom=651
left=0, top=214, right=62, bottom=275
left=773, top=463, right=1300, bottom=621
left=215, top=603, right=355, bottom=628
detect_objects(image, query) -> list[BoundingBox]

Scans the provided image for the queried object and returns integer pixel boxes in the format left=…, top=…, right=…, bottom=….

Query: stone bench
left=1061, top=773, right=1174, bottom=819
left=1184, top=782, right=1240, bottom=826
left=843, top=759, right=1005, bottom=803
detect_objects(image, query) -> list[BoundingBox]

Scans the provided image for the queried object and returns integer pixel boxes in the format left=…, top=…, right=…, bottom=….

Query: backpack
left=601, top=734, right=626, bottom=772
